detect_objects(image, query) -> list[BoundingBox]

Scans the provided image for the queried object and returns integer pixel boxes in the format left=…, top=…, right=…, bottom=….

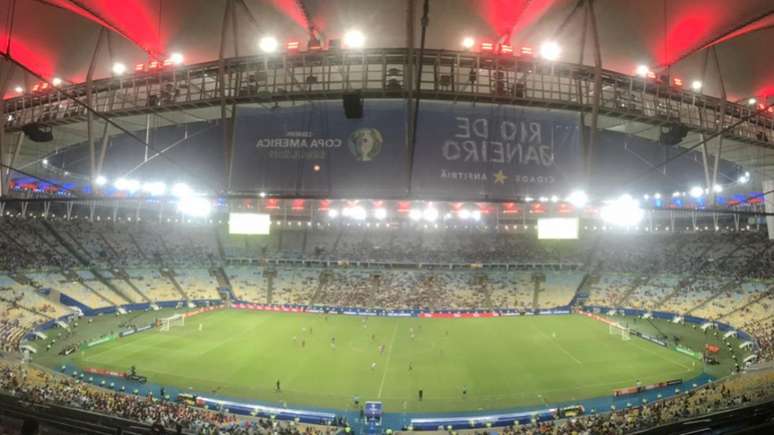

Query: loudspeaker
left=22, top=123, right=53, bottom=142
left=659, top=124, right=688, bottom=146
left=342, top=91, right=363, bottom=119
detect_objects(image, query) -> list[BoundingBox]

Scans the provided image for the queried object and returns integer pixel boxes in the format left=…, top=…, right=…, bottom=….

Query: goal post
left=609, top=322, right=631, bottom=341
left=159, top=314, right=185, bottom=332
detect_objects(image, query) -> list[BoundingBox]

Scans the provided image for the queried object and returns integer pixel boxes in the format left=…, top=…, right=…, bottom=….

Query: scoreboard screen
left=538, top=217, right=579, bottom=240
left=229, top=213, right=271, bottom=235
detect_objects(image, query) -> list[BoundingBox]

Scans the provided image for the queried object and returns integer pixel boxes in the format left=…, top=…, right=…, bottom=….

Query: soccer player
left=198, top=323, right=203, bottom=332
left=409, top=362, right=413, bottom=371
left=379, top=344, right=385, bottom=354
left=462, top=386, right=467, bottom=398
left=418, top=389, right=423, bottom=401
left=370, top=362, right=376, bottom=370
left=275, top=380, right=280, bottom=392
left=301, top=340, right=306, bottom=348
left=552, top=332, right=557, bottom=339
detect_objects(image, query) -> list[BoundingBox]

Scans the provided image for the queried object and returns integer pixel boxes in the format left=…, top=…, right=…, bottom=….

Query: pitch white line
left=377, top=321, right=400, bottom=399
left=529, top=322, right=583, bottom=365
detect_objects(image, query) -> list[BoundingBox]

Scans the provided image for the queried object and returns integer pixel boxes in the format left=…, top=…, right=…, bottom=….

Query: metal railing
left=4, top=48, right=773, bottom=146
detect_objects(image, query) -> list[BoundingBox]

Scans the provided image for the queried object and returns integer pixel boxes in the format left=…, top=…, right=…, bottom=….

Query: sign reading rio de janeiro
left=231, top=100, right=581, bottom=198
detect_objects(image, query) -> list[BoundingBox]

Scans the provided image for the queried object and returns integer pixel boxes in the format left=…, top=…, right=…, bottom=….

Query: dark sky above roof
left=0, top=0, right=771, bottom=100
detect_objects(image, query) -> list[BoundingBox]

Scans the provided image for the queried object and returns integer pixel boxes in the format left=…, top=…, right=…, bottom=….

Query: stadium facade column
left=86, top=28, right=108, bottom=189
left=0, top=61, right=13, bottom=198
left=586, top=0, right=603, bottom=182
left=219, top=0, right=235, bottom=190
left=709, top=47, right=727, bottom=207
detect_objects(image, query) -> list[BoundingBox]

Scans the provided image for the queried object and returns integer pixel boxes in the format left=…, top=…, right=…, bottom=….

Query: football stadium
left=1, top=1, right=774, bottom=434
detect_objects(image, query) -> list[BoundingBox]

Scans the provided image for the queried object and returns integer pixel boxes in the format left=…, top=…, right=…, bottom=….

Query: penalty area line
left=377, top=321, right=400, bottom=399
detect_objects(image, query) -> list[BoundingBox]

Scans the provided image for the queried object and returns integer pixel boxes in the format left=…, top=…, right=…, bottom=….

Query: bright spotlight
left=423, top=207, right=439, bottom=222
left=328, top=209, right=339, bottom=219
left=471, top=210, right=482, bottom=221
left=177, top=196, right=211, bottom=217
left=347, top=206, right=367, bottom=221
left=142, top=181, right=167, bottom=196
left=539, top=41, right=561, bottom=61
left=748, top=98, right=757, bottom=106
left=14, top=85, right=23, bottom=93
left=374, top=208, right=387, bottom=220
left=343, top=30, right=365, bottom=48
left=458, top=209, right=471, bottom=220
left=115, top=178, right=140, bottom=193
left=689, top=186, right=704, bottom=198
left=259, top=36, right=279, bottom=53
left=94, top=176, right=107, bottom=186
left=712, top=184, right=723, bottom=193
left=635, top=65, right=649, bottom=77
left=600, top=194, right=644, bottom=227
left=42, top=158, right=48, bottom=166
left=691, top=80, right=702, bottom=91
left=409, top=209, right=423, bottom=221
left=169, top=52, right=184, bottom=65
left=738, top=174, right=750, bottom=184
left=654, top=193, right=661, bottom=199
left=566, top=190, right=588, bottom=207
left=52, top=77, right=63, bottom=86
left=462, top=36, right=475, bottom=49
left=112, top=62, right=127, bottom=75
left=171, top=182, right=193, bottom=198
left=672, top=191, right=681, bottom=197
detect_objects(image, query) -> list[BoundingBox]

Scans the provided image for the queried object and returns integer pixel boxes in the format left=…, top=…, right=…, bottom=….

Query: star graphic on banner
left=493, top=170, right=508, bottom=184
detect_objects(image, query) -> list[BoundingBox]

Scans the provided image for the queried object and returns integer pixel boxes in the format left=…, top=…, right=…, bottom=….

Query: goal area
left=609, top=322, right=631, bottom=341
left=159, top=314, right=185, bottom=332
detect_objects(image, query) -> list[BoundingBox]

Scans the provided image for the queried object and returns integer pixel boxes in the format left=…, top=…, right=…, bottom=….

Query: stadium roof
left=0, top=0, right=773, bottom=187
left=0, top=0, right=771, bottom=100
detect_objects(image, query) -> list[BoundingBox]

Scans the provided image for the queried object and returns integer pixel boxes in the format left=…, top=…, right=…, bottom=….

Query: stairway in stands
left=159, top=269, right=191, bottom=302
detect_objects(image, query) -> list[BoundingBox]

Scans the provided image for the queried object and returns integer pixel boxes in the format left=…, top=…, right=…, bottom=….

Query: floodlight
left=689, top=186, right=704, bottom=198
left=566, top=190, right=588, bottom=207
left=458, top=209, right=471, bottom=220
left=112, top=62, right=127, bottom=75
left=691, top=80, right=702, bottom=91
left=423, top=207, right=439, bottom=222
left=259, top=36, right=279, bottom=53
left=374, top=208, right=387, bottom=220
left=409, top=209, right=423, bottom=221
left=462, top=37, right=475, bottom=49
left=539, top=41, right=560, bottom=61
left=347, top=206, right=367, bottom=220
left=52, top=77, right=62, bottom=86
left=600, top=194, right=643, bottom=226
left=171, top=182, right=193, bottom=198
left=635, top=65, right=649, bottom=77
left=14, top=86, right=23, bottom=93
left=343, top=30, right=365, bottom=48
left=177, top=196, right=211, bottom=217
left=142, top=181, right=167, bottom=196
left=748, top=98, right=757, bottom=105
left=169, top=52, right=184, bottom=65
left=94, top=176, right=107, bottom=186
left=328, top=209, right=339, bottom=219
left=712, top=184, right=723, bottom=193
left=471, top=210, right=482, bottom=221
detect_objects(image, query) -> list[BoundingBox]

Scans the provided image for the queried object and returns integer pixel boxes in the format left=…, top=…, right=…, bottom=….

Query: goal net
left=159, top=314, right=185, bottom=332
left=609, top=322, right=631, bottom=341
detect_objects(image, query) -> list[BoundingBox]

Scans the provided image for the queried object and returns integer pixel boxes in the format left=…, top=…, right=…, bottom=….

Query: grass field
left=62, top=310, right=704, bottom=412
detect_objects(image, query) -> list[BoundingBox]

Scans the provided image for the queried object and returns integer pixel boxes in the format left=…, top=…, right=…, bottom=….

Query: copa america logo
left=348, top=128, right=383, bottom=161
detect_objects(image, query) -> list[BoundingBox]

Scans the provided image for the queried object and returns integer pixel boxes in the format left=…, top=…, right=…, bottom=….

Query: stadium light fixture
left=538, top=41, right=560, bottom=61
left=171, top=182, right=193, bottom=198
left=259, top=36, right=279, bottom=53
left=458, top=209, right=471, bottom=220
left=566, top=190, right=588, bottom=208
left=373, top=208, right=387, bottom=220
left=328, top=209, right=339, bottom=219
left=691, top=80, right=702, bottom=91
left=169, top=52, right=184, bottom=65
left=142, top=181, right=167, bottom=196
left=423, top=207, right=439, bottom=222
left=748, top=98, right=757, bottom=105
left=94, top=175, right=107, bottom=186
left=635, top=65, right=649, bottom=77
left=462, top=37, right=475, bottom=49
left=600, top=194, right=644, bottom=227
left=654, top=193, right=661, bottom=199
left=259, top=191, right=267, bottom=198
left=712, top=184, right=723, bottom=193
left=14, top=86, right=23, bottom=93
left=344, top=206, right=367, bottom=220
left=112, top=62, right=127, bottom=76
left=472, top=210, right=482, bottom=221
left=343, top=30, right=365, bottom=49
left=689, top=186, right=704, bottom=198
left=52, top=77, right=63, bottom=86
left=409, top=209, right=423, bottom=221
left=177, top=196, right=211, bottom=217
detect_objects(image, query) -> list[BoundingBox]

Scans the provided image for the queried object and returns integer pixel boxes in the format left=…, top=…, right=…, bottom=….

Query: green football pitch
left=67, top=310, right=702, bottom=412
